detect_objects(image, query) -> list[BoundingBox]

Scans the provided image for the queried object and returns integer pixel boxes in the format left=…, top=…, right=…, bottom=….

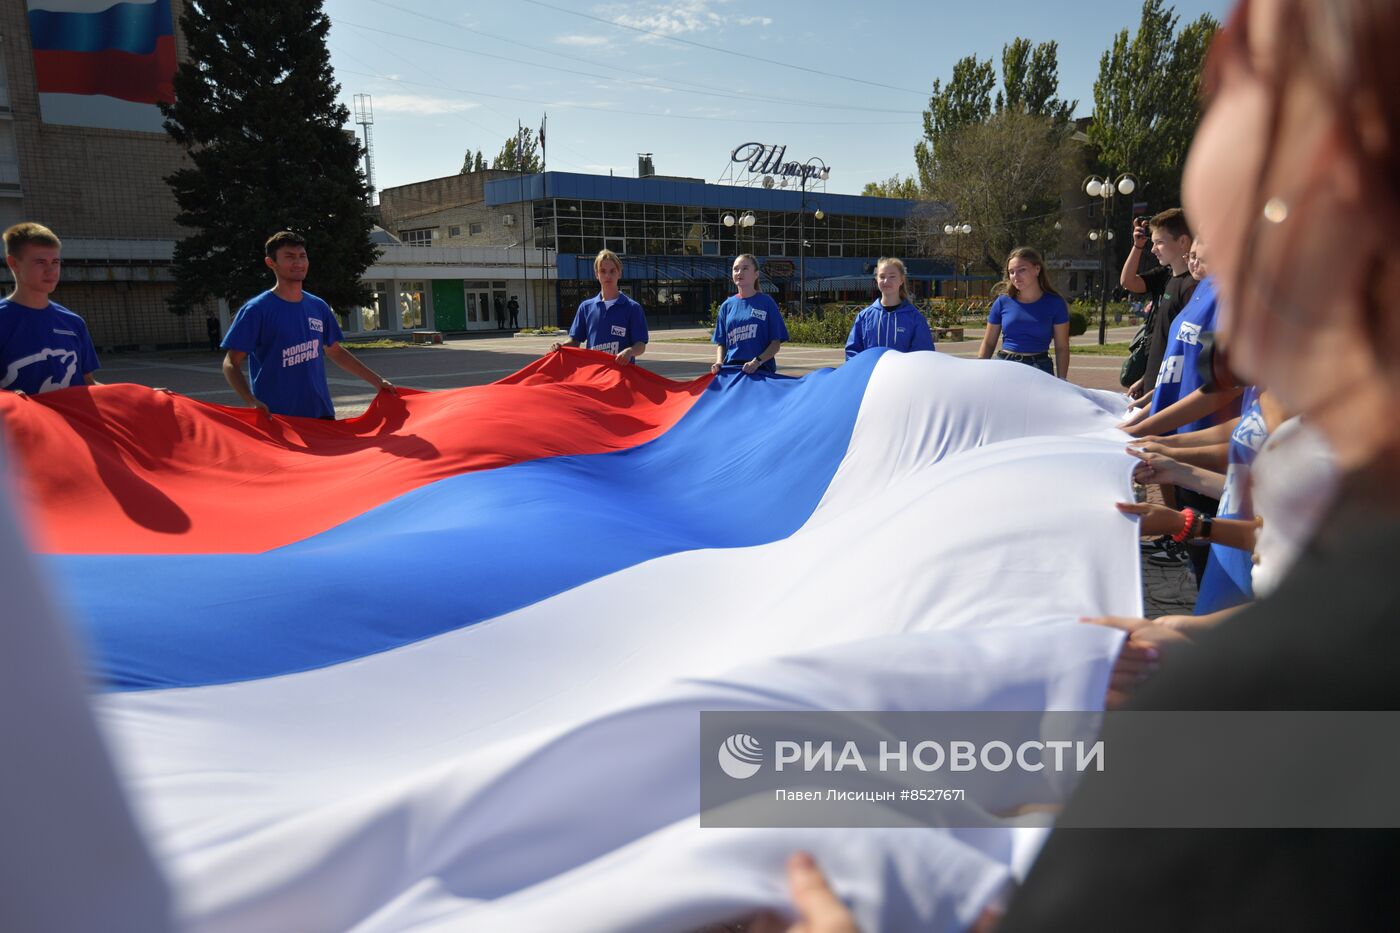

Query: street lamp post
left=943, top=222, right=972, bottom=300
left=797, top=158, right=828, bottom=317
left=1083, top=173, right=1138, bottom=345
left=722, top=211, right=756, bottom=279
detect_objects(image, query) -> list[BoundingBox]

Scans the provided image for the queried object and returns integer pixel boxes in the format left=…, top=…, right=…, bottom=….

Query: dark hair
left=264, top=230, right=307, bottom=259
left=999, top=247, right=1063, bottom=301
left=1149, top=208, right=1192, bottom=243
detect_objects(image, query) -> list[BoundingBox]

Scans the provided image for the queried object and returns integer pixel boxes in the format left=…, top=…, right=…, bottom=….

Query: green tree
left=862, top=174, right=921, bottom=199
left=923, top=108, right=1076, bottom=275
left=492, top=128, right=543, bottom=173
left=1089, top=0, right=1218, bottom=212
left=162, top=0, right=375, bottom=313
left=912, top=41, right=1077, bottom=272
left=914, top=55, right=996, bottom=191
left=460, top=148, right=486, bottom=174
left=998, top=38, right=1076, bottom=122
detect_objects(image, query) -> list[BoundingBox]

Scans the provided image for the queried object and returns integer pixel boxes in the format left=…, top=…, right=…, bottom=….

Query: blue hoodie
left=844, top=300, right=936, bottom=359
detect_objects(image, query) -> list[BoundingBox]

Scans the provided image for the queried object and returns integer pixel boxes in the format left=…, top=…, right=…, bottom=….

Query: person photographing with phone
left=1121, top=210, right=1197, bottom=401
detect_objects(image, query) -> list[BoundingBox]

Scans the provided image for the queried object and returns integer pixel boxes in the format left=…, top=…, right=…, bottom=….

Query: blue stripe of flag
left=55, top=351, right=886, bottom=692
left=27, top=0, right=173, bottom=56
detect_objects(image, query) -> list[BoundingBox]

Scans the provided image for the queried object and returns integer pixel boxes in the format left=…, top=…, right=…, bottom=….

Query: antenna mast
left=353, top=94, right=376, bottom=205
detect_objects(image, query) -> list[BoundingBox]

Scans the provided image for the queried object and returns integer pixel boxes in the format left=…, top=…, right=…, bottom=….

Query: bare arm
left=977, top=323, right=1001, bottom=359
left=1126, top=386, right=1245, bottom=438
left=83, top=373, right=103, bottom=386
left=221, top=350, right=267, bottom=412
left=325, top=343, right=395, bottom=394
left=1128, top=446, right=1227, bottom=498
left=1052, top=321, right=1070, bottom=379
left=741, top=339, right=783, bottom=375
left=1120, top=234, right=1149, bottom=293
left=616, top=340, right=645, bottom=364
left=549, top=337, right=582, bottom=352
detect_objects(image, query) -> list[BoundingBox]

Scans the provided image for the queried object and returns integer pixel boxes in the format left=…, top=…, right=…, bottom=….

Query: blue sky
left=324, top=0, right=1232, bottom=197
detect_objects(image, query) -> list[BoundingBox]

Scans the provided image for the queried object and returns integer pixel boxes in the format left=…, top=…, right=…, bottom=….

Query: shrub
left=1067, top=308, right=1089, bottom=337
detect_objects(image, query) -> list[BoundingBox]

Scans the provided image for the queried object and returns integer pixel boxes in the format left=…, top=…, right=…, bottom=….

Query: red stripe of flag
left=32, top=35, right=176, bottom=105
left=2, top=351, right=712, bottom=555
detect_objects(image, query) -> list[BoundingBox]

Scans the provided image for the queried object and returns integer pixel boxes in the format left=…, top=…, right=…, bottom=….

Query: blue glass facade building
left=484, top=172, right=937, bottom=327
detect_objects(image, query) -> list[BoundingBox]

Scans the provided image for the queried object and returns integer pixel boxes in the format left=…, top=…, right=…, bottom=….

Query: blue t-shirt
left=987, top=293, right=1069, bottom=354
left=222, top=290, right=344, bottom=418
left=844, top=300, right=935, bottom=359
left=1149, top=276, right=1218, bottom=430
left=568, top=293, right=649, bottom=357
left=0, top=298, right=100, bottom=394
left=1196, top=387, right=1266, bottom=614
left=713, top=293, right=788, bottom=373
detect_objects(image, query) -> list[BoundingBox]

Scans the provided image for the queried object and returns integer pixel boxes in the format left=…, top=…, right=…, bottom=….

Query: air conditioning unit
left=502, top=214, right=515, bottom=227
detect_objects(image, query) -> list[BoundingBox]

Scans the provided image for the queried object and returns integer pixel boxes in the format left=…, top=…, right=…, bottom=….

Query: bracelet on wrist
left=1171, top=507, right=1197, bottom=544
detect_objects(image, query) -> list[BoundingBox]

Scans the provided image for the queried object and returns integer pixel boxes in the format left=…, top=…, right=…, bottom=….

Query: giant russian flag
left=26, top=0, right=176, bottom=133
left=2, top=349, right=1140, bottom=931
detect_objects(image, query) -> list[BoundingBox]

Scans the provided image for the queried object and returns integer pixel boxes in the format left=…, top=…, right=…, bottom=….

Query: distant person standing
left=508, top=295, right=520, bottom=329
left=844, top=257, right=935, bottom=358
left=977, top=247, right=1071, bottom=379
left=550, top=249, right=648, bottom=363
left=205, top=313, right=221, bottom=352
left=494, top=296, right=506, bottom=330
left=221, top=231, right=395, bottom=419
left=0, top=222, right=102, bottom=396
left=711, top=253, right=788, bottom=375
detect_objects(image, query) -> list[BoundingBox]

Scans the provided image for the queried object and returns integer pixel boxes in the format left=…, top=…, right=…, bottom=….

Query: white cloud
left=555, top=34, right=610, bottom=47
left=371, top=94, right=480, bottom=116
left=598, top=0, right=768, bottom=38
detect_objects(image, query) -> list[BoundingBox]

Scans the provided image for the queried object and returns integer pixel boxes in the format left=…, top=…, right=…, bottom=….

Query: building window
left=360, top=281, right=389, bottom=331
left=469, top=222, right=483, bottom=236
left=402, top=227, right=434, bottom=247
left=448, top=225, right=462, bottom=238
left=399, top=281, right=426, bottom=328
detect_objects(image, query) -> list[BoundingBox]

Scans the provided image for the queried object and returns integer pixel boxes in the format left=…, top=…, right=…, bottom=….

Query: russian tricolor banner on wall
left=26, top=0, right=176, bottom=133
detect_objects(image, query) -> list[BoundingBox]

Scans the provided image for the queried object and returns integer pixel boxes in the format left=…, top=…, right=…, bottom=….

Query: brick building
left=0, top=0, right=208, bottom=348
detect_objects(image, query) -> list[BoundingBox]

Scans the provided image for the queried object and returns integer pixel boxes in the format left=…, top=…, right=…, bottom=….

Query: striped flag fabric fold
left=1, top=348, right=1140, bottom=931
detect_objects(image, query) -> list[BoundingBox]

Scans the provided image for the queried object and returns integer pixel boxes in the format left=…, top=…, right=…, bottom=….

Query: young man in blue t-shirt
left=550, top=249, right=648, bottom=364
left=0, top=223, right=101, bottom=396
left=222, top=231, right=395, bottom=419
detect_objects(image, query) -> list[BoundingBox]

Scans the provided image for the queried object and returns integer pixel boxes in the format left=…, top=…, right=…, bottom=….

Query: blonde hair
left=999, top=246, right=1062, bottom=301
left=3, top=222, right=61, bottom=258
left=876, top=257, right=909, bottom=301
left=593, top=248, right=622, bottom=275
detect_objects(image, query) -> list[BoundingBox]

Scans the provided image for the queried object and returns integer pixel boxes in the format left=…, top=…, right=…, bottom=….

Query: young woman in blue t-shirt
left=711, top=254, right=788, bottom=375
left=977, top=247, right=1071, bottom=379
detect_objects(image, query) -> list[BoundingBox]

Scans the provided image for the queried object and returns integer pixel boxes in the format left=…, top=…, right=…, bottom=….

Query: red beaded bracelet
left=1171, top=507, right=1197, bottom=544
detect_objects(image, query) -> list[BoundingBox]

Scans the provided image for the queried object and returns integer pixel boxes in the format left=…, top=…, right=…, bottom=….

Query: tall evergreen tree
left=162, top=0, right=376, bottom=313
left=1089, top=0, right=1218, bottom=212
left=492, top=128, right=543, bottom=173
